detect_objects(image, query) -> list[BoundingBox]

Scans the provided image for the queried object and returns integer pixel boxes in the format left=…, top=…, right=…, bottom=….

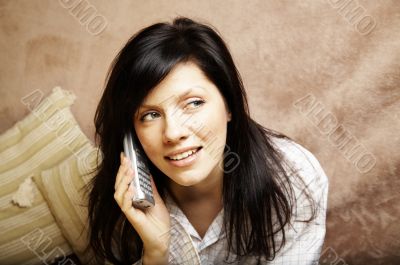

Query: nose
left=162, top=113, right=190, bottom=144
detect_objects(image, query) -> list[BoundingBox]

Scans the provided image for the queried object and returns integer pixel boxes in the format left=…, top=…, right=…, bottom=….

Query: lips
left=165, top=146, right=203, bottom=167
left=165, top=147, right=202, bottom=161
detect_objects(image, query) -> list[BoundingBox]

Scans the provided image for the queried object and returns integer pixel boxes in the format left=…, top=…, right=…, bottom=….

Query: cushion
left=33, top=142, right=99, bottom=265
left=0, top=87, right=89, bottom=265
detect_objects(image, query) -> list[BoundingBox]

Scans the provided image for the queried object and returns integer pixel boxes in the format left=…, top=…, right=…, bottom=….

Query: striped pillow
left=0, top=87, right=89, bottom=265
left=33, top=142, right=100, bottom=265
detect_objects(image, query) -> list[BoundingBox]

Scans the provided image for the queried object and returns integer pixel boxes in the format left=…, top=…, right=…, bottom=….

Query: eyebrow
left=139, top=86, right=205, bottom=109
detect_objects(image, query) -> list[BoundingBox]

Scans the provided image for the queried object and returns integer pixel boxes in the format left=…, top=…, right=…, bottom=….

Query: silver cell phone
left=123, top=131, right=155, bottom=210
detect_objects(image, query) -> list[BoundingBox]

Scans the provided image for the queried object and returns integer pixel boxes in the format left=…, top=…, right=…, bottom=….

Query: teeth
left=168, top=148, right=199, bottom=161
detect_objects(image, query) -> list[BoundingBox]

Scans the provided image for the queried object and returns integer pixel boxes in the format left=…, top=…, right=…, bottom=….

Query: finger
left=121, top=184, right=145, bottom=225
left=114, top=153, right=133, bottom=189
left=118, top=155, right=135, bottom=189
left=115, top=164, right=132, bottom=190
left=121, top=184, right=135, bottom=212
left=115, top=152, right=129, bottom=189
left=114, top=165, right=130, bottom=192
left=114, top=167, right=134, bottom=204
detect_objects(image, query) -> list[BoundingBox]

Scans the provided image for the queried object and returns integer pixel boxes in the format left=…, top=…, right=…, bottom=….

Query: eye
left=185, top=99, right=205, bottom=110
left=140, top=111, right=160, bottom=122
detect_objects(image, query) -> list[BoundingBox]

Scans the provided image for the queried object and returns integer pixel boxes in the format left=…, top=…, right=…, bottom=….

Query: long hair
left=88, top=16, right=316, bottom=264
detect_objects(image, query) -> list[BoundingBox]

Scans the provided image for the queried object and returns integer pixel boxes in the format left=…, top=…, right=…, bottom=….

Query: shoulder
left=270, top=136, right=329, bottom=191
left=269, top=136, right=329, bottom=223
left=267, top=136, right=330, bottom=264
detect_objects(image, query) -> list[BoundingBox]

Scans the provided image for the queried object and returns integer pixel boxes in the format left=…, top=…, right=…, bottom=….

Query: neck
left=167, top=165, right=223, bottom=207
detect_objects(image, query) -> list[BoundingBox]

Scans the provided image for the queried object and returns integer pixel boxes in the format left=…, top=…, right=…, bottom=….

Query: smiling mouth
left=165, top=147, right=203, bottom=161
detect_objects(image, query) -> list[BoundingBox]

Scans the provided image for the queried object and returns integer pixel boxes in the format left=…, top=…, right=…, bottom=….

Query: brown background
left=1, top=0, right=399, bottom=264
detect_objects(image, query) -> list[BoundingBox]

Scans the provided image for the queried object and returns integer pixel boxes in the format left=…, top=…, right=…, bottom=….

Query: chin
left=169, top=173, right=205, bottom=187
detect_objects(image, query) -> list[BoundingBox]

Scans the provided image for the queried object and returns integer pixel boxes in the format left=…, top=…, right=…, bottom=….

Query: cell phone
left=123, top=131, right=155, bottom=210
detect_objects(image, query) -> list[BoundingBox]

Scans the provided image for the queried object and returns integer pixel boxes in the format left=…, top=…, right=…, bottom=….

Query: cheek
left=189, top=112, right=228, bottom=157
left=135, top=128, right=159, bottom=157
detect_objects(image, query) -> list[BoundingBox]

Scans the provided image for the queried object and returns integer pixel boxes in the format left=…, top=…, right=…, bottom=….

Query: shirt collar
left=163, top=188, right=226, bottom=249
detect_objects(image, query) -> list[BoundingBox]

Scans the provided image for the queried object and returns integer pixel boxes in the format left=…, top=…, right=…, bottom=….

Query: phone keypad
left=138, top=171, right=153, bottom=196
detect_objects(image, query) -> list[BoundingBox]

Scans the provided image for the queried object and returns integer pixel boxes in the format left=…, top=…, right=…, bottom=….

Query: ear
left=227, top=111, right=232, bottom=122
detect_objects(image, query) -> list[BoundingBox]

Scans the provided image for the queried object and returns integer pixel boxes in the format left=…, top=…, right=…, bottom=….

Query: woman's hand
left=114, top=152, right=171, bottom=264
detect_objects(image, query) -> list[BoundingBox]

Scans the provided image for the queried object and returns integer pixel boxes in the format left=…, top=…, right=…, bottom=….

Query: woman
left=88, top=17, right=329, bottom=265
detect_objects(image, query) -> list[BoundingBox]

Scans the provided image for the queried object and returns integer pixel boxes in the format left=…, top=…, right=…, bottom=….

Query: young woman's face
left=133, top=61, right=231, bottom=188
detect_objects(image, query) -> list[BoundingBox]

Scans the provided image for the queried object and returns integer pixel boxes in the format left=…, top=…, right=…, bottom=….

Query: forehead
left=140, top=62, right=217, bottom=106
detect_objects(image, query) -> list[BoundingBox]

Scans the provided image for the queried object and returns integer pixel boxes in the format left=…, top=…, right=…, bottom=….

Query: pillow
left=33, top=142, right=100, bottom=265
left=0, top=87, right=90, bottom=265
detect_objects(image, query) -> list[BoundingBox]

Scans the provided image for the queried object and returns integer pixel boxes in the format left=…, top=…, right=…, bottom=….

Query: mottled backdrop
left=0, top=0, right=399, bottom=264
